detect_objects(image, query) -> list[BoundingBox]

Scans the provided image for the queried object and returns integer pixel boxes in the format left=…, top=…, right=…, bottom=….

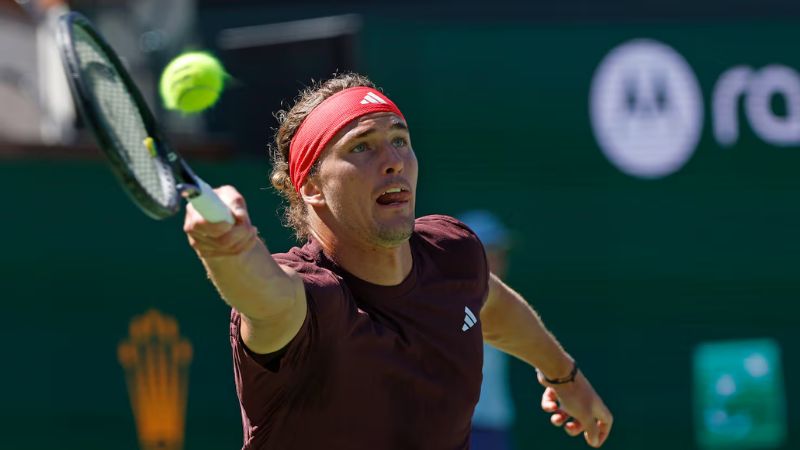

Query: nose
left=381, top=142, right=404, bottom=175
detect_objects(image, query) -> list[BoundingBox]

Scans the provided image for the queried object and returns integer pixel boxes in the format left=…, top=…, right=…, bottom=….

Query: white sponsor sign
left=591, top=38, right=800, bottom=180
left=713, top=65, right=800, bottom=147
left=590, top=39, right=704, bottom=179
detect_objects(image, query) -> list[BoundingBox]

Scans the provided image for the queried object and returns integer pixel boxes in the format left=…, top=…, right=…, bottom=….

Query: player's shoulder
left=272, top=243, right=354, bottom=326
left=414, top=214, right=484, bottom=254
left=414, top=215, right=488, bottom=283
left=273, top=244, right=341, bottom=290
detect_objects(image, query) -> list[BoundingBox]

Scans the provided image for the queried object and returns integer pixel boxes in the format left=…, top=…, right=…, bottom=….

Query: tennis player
left=183, top=73, right=613, bottom=450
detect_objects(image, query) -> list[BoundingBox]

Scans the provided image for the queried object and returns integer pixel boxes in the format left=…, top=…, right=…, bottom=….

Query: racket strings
left=72, top=26, right=177, bottom=210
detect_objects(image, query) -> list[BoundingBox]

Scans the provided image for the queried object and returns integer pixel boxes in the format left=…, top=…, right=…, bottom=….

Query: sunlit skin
left=300, top=112, right=419, bottom=286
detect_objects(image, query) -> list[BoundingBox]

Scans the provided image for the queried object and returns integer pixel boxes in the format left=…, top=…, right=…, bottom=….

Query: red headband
left=289, top=86, right=405, bottom=192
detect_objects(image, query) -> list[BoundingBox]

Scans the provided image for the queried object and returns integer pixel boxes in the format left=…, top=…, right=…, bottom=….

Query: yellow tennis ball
left=159, top=52, right=226, bottom=114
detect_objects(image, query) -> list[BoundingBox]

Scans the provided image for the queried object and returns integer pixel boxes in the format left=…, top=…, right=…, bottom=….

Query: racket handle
left=185, top=178, right=235, bottom=224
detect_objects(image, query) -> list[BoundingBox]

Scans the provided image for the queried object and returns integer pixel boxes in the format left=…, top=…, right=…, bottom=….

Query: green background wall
left=359, top=19, right=800, bottom=450
left=1, top=16, right=798, bottom=450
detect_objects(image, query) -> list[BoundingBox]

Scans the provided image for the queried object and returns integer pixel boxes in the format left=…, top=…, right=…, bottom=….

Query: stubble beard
left=372, top=216, right=415, bottom=248
left=327, top=200, right=415, bottom=248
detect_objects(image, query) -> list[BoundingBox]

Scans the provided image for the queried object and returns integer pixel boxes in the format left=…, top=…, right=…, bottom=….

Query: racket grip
left=187, top=179, right=235, bottom=224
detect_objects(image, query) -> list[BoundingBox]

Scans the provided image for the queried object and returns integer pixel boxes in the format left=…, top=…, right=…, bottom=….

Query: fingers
left=542, top=371, right=614, bottom=448
left=591, top=405, right=614, bottom=447
left=541, top=387, right=560, bottom=413
left=185, top=186, right=249, bottom=228
left=217, top=185, right=251, bottom=223
left=580, top=412, right=613, bottom=448
left=189, top=223, right=258, bottom=257
left=550, top=411, right=569, bottom=427
left=543, top=387, right=582, bottom=436
left=594, top=419, right=611, bottom=447
left=583, top=420, right=600, bottom=447
left=184, top=185, right=259, bottom=257
left=564, top=418, right=584, bottom=437
left=549, top=412, right=587, bottom=440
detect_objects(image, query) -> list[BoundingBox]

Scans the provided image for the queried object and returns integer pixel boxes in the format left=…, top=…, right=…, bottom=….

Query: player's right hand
left=183, top=185, right=259, bottom=258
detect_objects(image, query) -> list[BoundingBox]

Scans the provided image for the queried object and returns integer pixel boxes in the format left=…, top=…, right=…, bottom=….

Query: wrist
left=537, top=357, right=578, bottom=385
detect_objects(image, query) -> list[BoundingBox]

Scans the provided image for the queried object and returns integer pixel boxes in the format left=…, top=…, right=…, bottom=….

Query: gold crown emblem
left=118, top=309, right=193, bottom=450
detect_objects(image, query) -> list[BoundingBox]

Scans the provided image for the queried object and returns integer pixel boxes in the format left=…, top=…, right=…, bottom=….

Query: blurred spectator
left=0, top=0, right=203, bottom=146
left=0, top=0, right=42, bottom=142
left=459, top=210, right=516, bottom=450
left=0, top=0, right=77, bottom=144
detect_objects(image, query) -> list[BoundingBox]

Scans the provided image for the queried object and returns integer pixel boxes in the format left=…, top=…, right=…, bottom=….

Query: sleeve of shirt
left=415, top=214, right=490, bottom=306
left=229, top=262, right=353, bottom=426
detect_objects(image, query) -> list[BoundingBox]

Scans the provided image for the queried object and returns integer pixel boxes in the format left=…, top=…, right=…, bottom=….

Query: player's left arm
left=480, top=272, right=614, bottom=448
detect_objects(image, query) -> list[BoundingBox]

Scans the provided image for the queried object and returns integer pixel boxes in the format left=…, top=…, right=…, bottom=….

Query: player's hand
left=539, top=369, right=613, bottom=448
left=183, top=185, right=259, bottom=258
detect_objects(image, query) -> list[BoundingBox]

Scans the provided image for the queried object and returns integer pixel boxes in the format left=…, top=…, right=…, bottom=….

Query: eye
left=351, top=143, right=368, bottom=153
left=392, top=137, right=408, bottom=148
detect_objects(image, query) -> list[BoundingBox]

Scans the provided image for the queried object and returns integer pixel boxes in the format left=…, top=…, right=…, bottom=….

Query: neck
left=310, top=224, right=413, bottom=286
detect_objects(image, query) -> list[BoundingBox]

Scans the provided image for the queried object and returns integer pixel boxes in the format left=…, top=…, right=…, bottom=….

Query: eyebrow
left=351, top=121, right=409, bottom=140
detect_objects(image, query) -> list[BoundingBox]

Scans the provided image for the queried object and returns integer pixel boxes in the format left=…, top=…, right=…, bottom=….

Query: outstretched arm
left=480, top=273, right=613, bottom=448
left=184, top=185, right=307, bottom=354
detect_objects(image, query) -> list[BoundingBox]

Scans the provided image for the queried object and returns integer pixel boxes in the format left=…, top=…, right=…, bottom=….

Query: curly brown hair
left=269, top=72, right=377, bottom=241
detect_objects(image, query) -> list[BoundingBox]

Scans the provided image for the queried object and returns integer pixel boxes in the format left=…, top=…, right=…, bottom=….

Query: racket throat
left=176, top=161, right=203, bottom=200
left=177, top=183, right=201, bottom=199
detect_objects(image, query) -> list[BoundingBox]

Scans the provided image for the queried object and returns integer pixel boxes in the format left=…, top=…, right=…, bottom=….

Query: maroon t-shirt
left=229, top=215, right=489, bottom=449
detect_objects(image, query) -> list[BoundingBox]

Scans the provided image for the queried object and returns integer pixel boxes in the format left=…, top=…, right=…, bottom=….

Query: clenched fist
left=183, top=185, right=259, bottom=258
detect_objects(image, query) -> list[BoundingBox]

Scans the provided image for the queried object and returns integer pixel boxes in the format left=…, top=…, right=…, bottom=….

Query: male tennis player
left=184, top=73, right=613, bottom=450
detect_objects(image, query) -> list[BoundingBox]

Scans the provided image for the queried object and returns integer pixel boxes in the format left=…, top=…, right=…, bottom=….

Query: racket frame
left=56, top=12, right=231, bottom=223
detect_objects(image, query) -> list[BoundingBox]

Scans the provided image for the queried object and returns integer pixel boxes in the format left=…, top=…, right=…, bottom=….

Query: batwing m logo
left=590, top=39, right=704, bottom=179
left=118, top=309, right=193, bottom=450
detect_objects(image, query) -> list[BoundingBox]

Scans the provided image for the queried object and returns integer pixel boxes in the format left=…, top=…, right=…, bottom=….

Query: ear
left=300, top=177, right=326, bottom=207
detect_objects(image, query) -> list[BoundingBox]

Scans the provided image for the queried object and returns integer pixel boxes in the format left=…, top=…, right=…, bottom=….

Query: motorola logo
left=590, top=39, right=704, bottom=179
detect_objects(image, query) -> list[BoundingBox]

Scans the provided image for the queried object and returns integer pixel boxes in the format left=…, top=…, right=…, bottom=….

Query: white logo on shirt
left=462, top=306, right=478, bottom=331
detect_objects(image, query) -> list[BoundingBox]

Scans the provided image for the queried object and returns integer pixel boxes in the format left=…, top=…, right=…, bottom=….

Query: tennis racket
left=56, top=12, right=233, bottom=223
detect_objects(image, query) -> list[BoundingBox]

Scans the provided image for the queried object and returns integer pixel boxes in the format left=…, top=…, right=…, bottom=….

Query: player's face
left=315, top=112, right=418, bottom=248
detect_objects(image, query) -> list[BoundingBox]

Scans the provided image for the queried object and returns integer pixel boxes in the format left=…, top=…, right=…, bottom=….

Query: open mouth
left=376, top=187, right=412, bottom=205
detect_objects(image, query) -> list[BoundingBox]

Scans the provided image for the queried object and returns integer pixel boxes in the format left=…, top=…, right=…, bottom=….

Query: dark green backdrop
left=1, top=17, right=797, bottom=450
